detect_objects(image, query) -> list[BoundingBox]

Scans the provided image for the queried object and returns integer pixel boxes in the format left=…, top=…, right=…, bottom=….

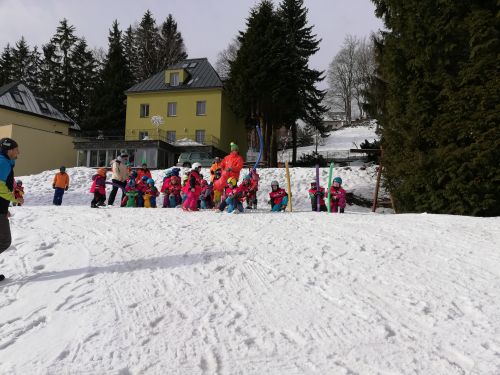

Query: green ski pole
left=327, top=162, right=334, bottom=213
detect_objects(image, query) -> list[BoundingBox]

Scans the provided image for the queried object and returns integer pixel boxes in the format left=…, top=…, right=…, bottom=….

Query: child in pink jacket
left=330, top=177, right=346, bottom=213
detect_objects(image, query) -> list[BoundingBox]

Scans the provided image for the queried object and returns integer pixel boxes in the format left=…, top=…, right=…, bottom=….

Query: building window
left=38, top=100, right=50, bottom=114
left=170, top=72, right=179, bottom=86
left=139, top=131, right=149, bottom=140
left=195, top=130, right=205, bottom=144
left=140, top=104, right=149, bottom=118
left=167, top=131, right=176, bottom=143
left=196, top=101, right=206, bottom=116
left=12, top=92, right=24, bottom=105
left=167, top=102, right=177, bottom=117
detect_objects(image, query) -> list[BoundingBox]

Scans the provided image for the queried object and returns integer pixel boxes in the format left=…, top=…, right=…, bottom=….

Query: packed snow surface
left=1, top=167, right=499, bottom=374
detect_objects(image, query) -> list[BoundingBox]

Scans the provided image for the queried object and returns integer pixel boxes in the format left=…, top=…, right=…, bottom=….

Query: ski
left=285, top=161, right=292, bottom=212
left=327, top=162, right=334, bottom=213
left=315, top=164, right=320, bottom=212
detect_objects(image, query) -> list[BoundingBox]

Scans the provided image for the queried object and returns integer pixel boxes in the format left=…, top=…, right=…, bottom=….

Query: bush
left=294, top=152, right=327, bottom=167
left=359, top=139, right=381, bottom=163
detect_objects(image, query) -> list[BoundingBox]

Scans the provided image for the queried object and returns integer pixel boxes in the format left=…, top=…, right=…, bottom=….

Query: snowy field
left=1, top=167, right=499, bottom=374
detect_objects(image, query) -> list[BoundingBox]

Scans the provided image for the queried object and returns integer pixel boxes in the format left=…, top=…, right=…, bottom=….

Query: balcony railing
left=125, top=129, right=220, bottom=147
left=74, top=129, right=220, bottom=148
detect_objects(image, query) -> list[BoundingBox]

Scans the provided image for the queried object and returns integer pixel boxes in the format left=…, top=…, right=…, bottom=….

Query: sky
left=0, top=0, right=383, bottom=87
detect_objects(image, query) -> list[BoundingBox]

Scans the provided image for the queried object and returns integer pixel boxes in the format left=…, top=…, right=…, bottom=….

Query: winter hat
left=230, top=142, right=239, bottom=151
left=97, top=168, right=106, bottom=176
left=0, top=138, right=18, bottom=152
left=333, top=177, right=342, bottom=185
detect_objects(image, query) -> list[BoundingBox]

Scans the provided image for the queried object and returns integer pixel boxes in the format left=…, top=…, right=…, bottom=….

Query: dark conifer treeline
left=366, top=0, right=499, bottom=216
left=0, top=11, right=187, bottom=132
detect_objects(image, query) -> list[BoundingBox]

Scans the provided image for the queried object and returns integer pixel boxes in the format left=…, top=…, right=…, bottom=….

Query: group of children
left=308, top=177, right=346, bottom=213
left=88, top=162, right=346, bottom=213
left=90, top=165, right=159, bottom=208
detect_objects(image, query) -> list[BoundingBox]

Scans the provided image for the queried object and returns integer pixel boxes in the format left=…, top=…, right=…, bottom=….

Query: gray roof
left=0, top=81, right=79, bottom=129
left=126, top=58, right=223, bottom=94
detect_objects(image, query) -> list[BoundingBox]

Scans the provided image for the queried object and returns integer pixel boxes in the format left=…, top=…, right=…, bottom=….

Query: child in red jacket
left=308, top=181, right=327, bottom=211
left=268, top=180, right=288, bottom=212
left=13, top=180, right=24, bottom=206
left=246, top=168, right=259, bottom=209
left=90, top=168, right=107, bottom=208
left=199, top=179, right=213, bottom=209
left=330, top=177, right=346, bottom=213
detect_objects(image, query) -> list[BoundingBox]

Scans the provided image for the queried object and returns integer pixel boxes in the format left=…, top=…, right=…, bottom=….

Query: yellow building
left=74, top=58, right=247, bottom=169
left=0, top=82, right=77, bottom=176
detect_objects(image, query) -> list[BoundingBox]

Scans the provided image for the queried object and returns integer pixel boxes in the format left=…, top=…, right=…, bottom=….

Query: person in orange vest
left=52, top=166, right=70, bottom=206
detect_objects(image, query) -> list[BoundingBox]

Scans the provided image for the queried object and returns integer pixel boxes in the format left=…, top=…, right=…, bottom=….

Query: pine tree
left=50, top=19, right=78, bottom=114
left=83, top=20, right=132, bottom=132
left=39, top=42, right=61, bottom=102
left=123, top=25, right=138, bottom=83
left=278, top=0, right=327, bottom=164
left=369, top=0, right=500, bottom=216
left=0, top=44, right=15, bottom=86
left=157, top=14, right=188, bottom=70
left=71, top=38, right=97, bottom=124
left=135, top=10, right=159, bottom=81
left=226, top=0, right=289, bottom=166
left=26, top=46, right=42, bottom=90
left=11, top=37, right=31, bottom=81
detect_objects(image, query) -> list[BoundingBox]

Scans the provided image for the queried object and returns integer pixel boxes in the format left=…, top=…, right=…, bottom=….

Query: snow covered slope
left=1, top=168, right=499, bottom=374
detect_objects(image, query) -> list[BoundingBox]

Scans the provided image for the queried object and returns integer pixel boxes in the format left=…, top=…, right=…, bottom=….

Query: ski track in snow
left=0, top=168, right=499, bottom=374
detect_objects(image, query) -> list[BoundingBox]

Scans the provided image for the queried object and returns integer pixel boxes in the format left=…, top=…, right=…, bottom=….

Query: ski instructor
left=214, top=142, right=244, bottom=192
left=0, top=138, right=22, bottom=280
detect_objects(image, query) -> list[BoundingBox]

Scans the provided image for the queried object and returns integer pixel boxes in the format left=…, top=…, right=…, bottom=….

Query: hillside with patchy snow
left=280, top=123, right=379, bottom=162
left=1, top=167, right=499, bottom=374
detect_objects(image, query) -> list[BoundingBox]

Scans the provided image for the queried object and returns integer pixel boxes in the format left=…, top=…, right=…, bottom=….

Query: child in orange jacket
left=52, top=166, right=70, bottom=206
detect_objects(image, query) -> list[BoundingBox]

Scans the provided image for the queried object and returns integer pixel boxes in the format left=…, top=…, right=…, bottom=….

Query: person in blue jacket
left=0, top=138, right=22, bottom=281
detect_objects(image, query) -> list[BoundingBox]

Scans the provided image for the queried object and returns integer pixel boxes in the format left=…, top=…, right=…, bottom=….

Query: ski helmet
left=192, top=162, right=202, bottom=170
left=310, top=180, right=317, bottom=185
left=97, top=168, right=106, bottom=177
left=147, top=178, right=155, bottom=185
left=60, top=166, right=66, bottom=172
left=271, top=180, right=279, bottom=187
left=16, top=179, right=22, bottom=185
left=227, top=177, right=237, bottom=186
left=243, top=174, right=251, bottom=181
left=333, top=177, right=342, bottom=185
left=171, top=167, right=181, bottom=176
left=141, top=175, right=149, bottom=181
